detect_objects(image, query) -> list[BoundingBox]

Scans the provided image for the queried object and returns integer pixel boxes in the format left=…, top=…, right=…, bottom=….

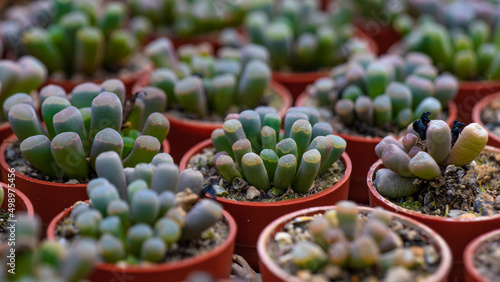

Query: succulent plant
left=141, top=37, right=274, bottom=118
left=0, top=56, right=47, bottom=116
left=240, top=0, right=369, bottom=72
left=128, top=0, right=262, bottom=38
left=6, top=79, right=170, bottom=180
left=64, top=153, right=223, bottom=264
left=211, top=107, right=346, bottom=195
left=20, top=0, right=146, bottom=78
left=374, top=112, right=488, bottom=198
left=308, top=51, right=458, bottom=131
left=272, top=201, right=433, bottom=279
left=0, top=213, right=97, bottom=281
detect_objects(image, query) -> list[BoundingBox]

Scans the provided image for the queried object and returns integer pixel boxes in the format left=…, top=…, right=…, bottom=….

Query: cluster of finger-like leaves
left=6, top=79, right=170, bottom=179
left=275, top=201, right=421, bottom=278
left=374, top=114, right=488, bottom=198
left=142, top=37, right=273, bottom=117
left=71, top=153, right=223, bottom=264
left=309, top=52, right=459, bottom=130
left=0, top=213, right=97, bottom=281
left=211, top=107, right=346, bottom=195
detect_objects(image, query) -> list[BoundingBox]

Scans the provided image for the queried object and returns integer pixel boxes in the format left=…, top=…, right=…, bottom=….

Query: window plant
left=0, top=79, right=170, bottom=226
left=134, top=37, right=292, bottom=161
left=47, top=153, right=237, bottom=281
left=368, top=113, right=500, bottom=278
left=297, top=51, right=458, bottom=204
left=180, top=107, right=352, bottom=269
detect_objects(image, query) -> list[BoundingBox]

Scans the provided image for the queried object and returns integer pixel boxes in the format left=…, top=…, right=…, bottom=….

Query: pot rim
left=257, top=205, right=453, bottom=282
left=463, top=228, right=500, bottom=282
left=471, top=92, right=500, bottom=146
left=0, top=182, right=34, bottom=217
left=46, top=200, right=237, bottom=274
left=367, top=145, right=500, bottom=223
left=0, top=134, right=170, bottom=188
left=132, top=76, right=293, bottom=128
left=179, top=138, right=352, bottom=208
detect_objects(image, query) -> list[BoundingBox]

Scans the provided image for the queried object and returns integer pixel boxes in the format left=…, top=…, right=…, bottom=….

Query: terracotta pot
left=257, top=205, right=453, bottom=282
left=42, top=62, right=153, bottom=100
left=272, top=29, right=379, bottom=102
left=367, top=146, right=500, bottom=280
left=354, top=18, right=402, bottom=55
left=133, top=75, right=293, bottom=163
left=296, top=92, right=458, bottom=204
left=455, top=80, right=500, bottom=124
left=0, top=182, right=34, bottom=217
left=471, top=92, right=500, bottom=148
left=47, top=200, right=237, bottom=282
left=179, top=138, right=352, bottom=270
left=0, top=134, right=170, bottom=228
left=464, top=229, right=500, bottom=282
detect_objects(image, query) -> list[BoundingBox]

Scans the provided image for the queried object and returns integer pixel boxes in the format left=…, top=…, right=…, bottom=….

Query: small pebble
left=448, top=209, right=469, bottom=218
left=246, top=186, right=260, bottom=200
left=274, top=232, right=292, bottom=245
left=410, top=246, right=424, bottom=258
left=383, top=266, right=413, bottom=282
left=296, top=270, right=312, bottom=280
left=474, top=193, right=495, bottom=216
left=424, top=245, right=439, bottom=264
left=494, top=195, right=500, bottom=210
left=458, top=213, right=476, bottom=219
left=212, top=185, right=228, bottom=196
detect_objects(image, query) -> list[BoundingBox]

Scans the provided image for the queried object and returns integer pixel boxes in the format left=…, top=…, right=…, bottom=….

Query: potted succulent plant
left=367, top=113, right=500, bottom=280
left=464, top=228, right=500, bottom=282
left=47, top=152, right=237, bottom=281
left=472, top=93, right=500, bottom=148
left=258, top=201, right=453, bottom=282
left=0, top=213, right=98, bottom=281
left=180, top=107, right=352, bottom=270
left=0, top=55, right=47, bottom=142
left=394, top=12, right=500, bottom=123
left=0, top=79, right=170, bottom=226
left=134, top=37, right=292, bottom=162
left=240, top=0, right=378, bottom=100
left=20, top=0, right=151, bottom=96
left=296, top=51, right=458, bottom=204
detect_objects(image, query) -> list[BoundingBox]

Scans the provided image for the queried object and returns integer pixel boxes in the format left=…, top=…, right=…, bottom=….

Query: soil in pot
left=186, top=147, right=345, bottom=202
left=478, top=96, right=500, bottom=142
left=470, top=233, right=500, bottom=281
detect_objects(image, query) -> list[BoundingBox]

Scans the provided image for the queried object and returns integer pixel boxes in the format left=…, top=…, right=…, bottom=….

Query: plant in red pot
left=0, top=182, right=34, bottom=224
left=135, top=37, right=292, bottom=162
left=297, top=51, right=458, bottom=204
left=47, top=152, right=236, bottom=281
left=0, top=213, right=98, bottom=281
left=472, top=93, right=500, bottom=148
left=20, top=1, right=151, bottom=96
left=258, top=201, right=453, bottom=282
left=180, top=107, right=352, bottom=270
left=239, top=0, right=376, bottom=100
left=368, top=114, right=500, bottom=279
left=1, top=80, right=170, bottom=227
left=464, top=228, right=500, bottom=282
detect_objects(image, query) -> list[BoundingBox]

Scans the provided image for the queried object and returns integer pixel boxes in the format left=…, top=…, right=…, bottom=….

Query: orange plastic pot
left=296, top=92, right=458, bottom=204
left=42, top=63, right=153, bottom=100
left=179, top=138, right=352, bottom=270
left=0, top=134, right=170, bottom=229
left=471, top=92, right=500, bottom=148
left=272, top=29, right=379, bottom=101
left=354, top=18, right=402, bottom=55
left=258, top=205, right=453, bottom=282
left=47, top=200, right=237, bottom=282
left=455, top=80, right=500, bottom=124
left=464, top=229, right=500, bottom=282
left=0, top=182, right=34, bottom=217
left=133, top=75, right=293, bottom=162
left=367, top=147, right=500, bottom=281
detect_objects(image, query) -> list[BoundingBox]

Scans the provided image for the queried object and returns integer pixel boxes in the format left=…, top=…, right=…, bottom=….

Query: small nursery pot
left=354, top=18, right=402, bottom=55
left=0, top=134, right=170, bottom=228
left=296, top=92, right=458, bottom=204
left=272, top=29, right=379, bottom=101
left=455, top=80, right=500, bottom=124
left=179, top=138, right=352, bottom=270
left=0, top=182, right=34, bottom=217
left=464, top=229, right=500, bottom=282
left=367, top=146, right=500, bottom=279
left=133, top=75, right=293, bottom=162
left=0, top=123, right=12, bottom=145
left=42, top=62, right=153, bottom=100
left=257, top=205, right=453, bottom=282
left=472, top=92, right=500, bottom=148
left=47, top=201, right=237, bottom=282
